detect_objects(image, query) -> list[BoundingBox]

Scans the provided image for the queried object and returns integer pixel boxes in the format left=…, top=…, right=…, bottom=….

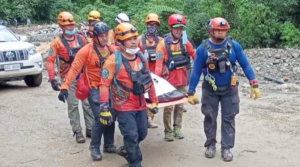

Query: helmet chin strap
left=94, top=37, right=106, bottom=48
left=117, top=41, right=127, bottom=51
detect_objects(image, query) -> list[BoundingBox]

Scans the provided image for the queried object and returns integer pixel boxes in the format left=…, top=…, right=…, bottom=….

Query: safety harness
left=141, top=34, right=159, bottom=62
left=113, top=50, right=153, bottom=106
left=164, top=35, right=191, bottom=71
left=59, top=34, right=84, bottom=64
left=93, top=44, right=113, bottom=67
left=201, top=36, right=237, bottom=90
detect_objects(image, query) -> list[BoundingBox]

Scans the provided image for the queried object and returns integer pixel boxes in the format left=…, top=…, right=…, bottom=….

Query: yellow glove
left=249, top=79, right=260, bottom=100
left=99, top=111, right=113, bottom=126
left=187, top=92, right=199, bottom=105
left=149, top=103, right=158, bottom=114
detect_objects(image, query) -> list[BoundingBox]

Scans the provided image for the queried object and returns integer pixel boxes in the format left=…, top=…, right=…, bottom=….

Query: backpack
left=201, top=36, right=235, bottom=54
left=112, top=50, right=147, bottom=98
left=201, top=36, right=237, bottom=71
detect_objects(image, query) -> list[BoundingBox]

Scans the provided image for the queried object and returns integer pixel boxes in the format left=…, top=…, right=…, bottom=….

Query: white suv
left=0, top=25, right=43, bottom=87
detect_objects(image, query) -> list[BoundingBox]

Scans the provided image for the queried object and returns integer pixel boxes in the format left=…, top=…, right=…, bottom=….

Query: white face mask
left=125, top=47, right=140, bottom=55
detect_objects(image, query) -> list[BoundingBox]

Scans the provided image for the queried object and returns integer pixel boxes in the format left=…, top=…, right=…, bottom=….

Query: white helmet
left=115, top=13, right=130, bottom=23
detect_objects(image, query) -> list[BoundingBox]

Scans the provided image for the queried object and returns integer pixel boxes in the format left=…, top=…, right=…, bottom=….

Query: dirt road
left=1, top=73, right=300, bottom=167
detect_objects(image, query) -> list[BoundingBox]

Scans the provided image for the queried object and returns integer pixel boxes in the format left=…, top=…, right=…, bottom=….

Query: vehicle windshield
left=0, top=27, right=18, bottom=42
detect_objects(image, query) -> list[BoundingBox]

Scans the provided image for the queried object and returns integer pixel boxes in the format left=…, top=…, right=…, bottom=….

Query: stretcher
left=145, top=73, right=188, bottom=109
left=146, top=97, right=188, bottom=108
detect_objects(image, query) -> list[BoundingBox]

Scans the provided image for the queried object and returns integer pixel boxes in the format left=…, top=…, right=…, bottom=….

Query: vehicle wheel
left=24, top=73, right=43, bottom=87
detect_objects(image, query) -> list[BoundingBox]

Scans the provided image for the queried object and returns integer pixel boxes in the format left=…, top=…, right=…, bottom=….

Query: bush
left=1, top=0, right=300, bottom=49
left=279, top=21, right=300, bottom=48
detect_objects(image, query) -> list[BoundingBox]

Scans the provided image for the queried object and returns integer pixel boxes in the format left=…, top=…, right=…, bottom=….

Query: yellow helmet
left=115, top=23, right=138, bottom=41
left=88, top=10, right=101, bottom=21
left=145, top=13, right=160, bottom=25
left=57, top=12, right=76, bottom=26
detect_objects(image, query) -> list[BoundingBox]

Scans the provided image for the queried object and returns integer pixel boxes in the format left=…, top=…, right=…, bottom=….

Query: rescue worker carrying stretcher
left=46, top=12, right=94, bottom=143
left=59, top=21, right=118, bottom=161
left=155, top=14, right=195, bottom=142
left=137, top=13, right=163, bottom=129
left=99, top=22, right=158, bottom=167
left=107, top=13, right=131, bottom=45
left=187, top=17, right=260, bottom=162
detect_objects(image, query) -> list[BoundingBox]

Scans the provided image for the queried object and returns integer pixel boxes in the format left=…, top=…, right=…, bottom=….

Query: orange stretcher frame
left=146, top=97, right=188, bottom=109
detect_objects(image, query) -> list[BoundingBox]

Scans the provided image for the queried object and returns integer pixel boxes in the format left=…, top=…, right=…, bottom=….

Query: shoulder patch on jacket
left=48, top=48, right=53, bottom=55
left=156, top=52, right=162, bottom=60
left=101, top=68, right=109, bottom=79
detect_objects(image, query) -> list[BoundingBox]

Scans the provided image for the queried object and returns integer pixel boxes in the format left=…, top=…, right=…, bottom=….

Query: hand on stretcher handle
left=146, top=97, right=189, bottom=109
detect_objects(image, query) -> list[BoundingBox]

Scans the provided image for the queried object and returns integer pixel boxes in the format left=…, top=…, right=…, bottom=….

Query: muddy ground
left=0, top=71, right=300, bottom=167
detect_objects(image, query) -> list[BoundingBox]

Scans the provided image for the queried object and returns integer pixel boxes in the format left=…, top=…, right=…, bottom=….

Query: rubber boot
left=221, top=149, right=233, bottom=162
left=205, top=144, right=216, bottom=158
left=73, top=131, right=85, bottom=143
left=89, top=146, right=102, bottom=161
left=103, top=144, right=117, bottom=153
left=116, top=146, right=129, bottom=162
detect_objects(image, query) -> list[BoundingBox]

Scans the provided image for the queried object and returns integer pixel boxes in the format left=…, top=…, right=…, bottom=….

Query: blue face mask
left=65, top=29, right=76, bottom=36
left=146, top=27, right=158, bottom=35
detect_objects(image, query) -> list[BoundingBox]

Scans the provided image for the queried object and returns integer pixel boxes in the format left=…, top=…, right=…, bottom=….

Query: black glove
left=51, top=79, right=61, bottom=91
left=58, top=90, right=68, bottom=103
left=149, top=103, right=158, bottom=114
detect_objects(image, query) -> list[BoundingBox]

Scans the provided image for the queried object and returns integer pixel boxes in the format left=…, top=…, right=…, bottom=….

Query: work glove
left=149, top=103, right=158, bottom=114
left=249, top=79, right=260, bottom=100
left=99, top=111, right=113, bottom=126
left=99, top=103, right=113, bottom=126
left=187, top=92, right=199, bottom=105
left=58, top=90, right=68, bottom=103
left=51, top=79, right=61, bottom=91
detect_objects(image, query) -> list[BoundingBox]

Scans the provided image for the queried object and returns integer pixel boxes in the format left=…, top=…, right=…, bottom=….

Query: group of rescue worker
left=46, top=9, right=260, bottom=167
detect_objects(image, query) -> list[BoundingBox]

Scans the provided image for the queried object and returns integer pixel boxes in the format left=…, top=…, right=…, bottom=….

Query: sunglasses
left=58, top=18, right=74, bottom=22
left=88, top=15, right=100, bottom=19
left=116, top=28, right=137, bottom=36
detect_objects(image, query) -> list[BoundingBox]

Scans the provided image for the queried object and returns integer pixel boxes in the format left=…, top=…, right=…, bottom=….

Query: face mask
left=65, top=28, right=76, bottom=36
left=146, top=27, right=157, bottom=35
left=125, top=47, right=140, bottom=55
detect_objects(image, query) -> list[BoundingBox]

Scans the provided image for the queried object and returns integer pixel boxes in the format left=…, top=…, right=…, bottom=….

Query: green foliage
left=279, top=21, right=300, bottom=48
left=231, top=2, right=279, bottom=48
left=76, top=0, right=119, bottom=28
left=1, top=0, right=300, bottom=49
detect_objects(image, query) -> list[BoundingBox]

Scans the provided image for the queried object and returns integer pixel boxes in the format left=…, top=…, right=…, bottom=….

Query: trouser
left=201, top=81, right=240, bottom=149
left=88, top=87, right=116, bottom=148
left=117, top=110, right=148, bottom=167
left=187, top=68, right=191, bottom=85
left=147, top=109, right=154, bottom=121
left=163, top=85, right=187, bottom=132
left=65, top=78, right=94, bottom=132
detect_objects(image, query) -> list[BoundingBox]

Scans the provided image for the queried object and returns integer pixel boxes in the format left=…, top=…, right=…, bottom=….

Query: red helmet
left=168, top=14, right=186, bottom=28
left=206, top=17, right=230, bottom=31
